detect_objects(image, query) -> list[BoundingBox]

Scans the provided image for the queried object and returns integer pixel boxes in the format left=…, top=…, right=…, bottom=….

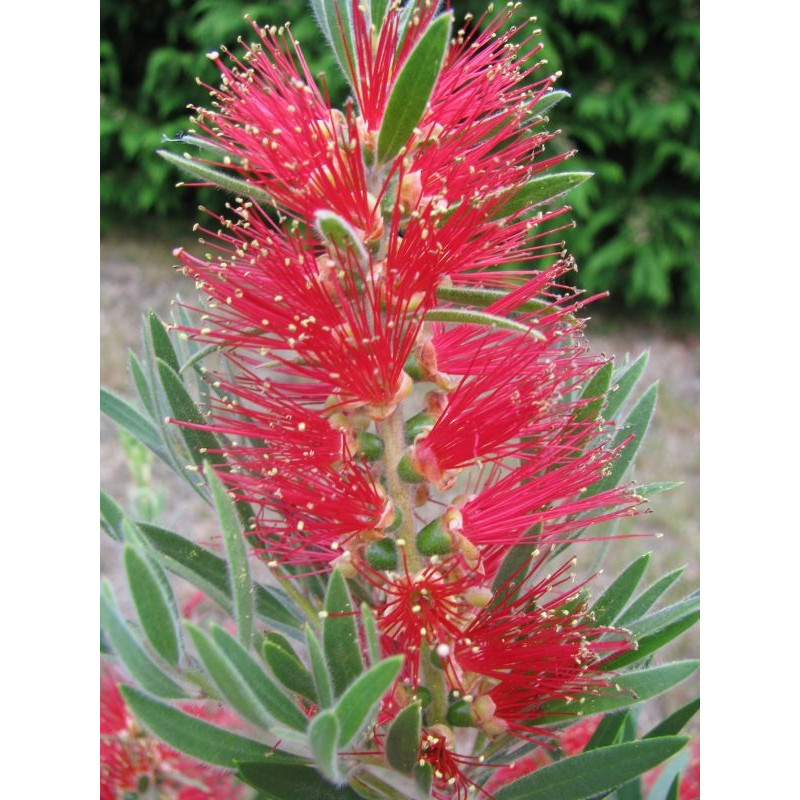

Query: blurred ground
left=100, top=230, right=699, bottom=734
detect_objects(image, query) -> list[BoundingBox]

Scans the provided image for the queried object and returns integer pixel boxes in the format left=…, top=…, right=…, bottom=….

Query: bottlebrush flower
left=100, top=667, right=244, bottom=799
left=442, top=554, right=634, bottom=738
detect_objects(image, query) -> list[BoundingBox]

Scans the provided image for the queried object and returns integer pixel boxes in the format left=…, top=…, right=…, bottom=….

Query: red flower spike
left=450, top=558, right=635, bottom=738
left=100, top=667, right=244, bottom=800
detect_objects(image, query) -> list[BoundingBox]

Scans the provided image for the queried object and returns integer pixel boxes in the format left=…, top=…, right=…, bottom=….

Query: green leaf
left=335, top=655, right=404, bottom=747
left=361, top=603, right=382, bottom=665
left=263, top=640, right=318, bottom=704
left=644, top=698, right=700, bottom=739
left=535, top=661, right=699, bottom=725
left=136, top=523, right=301, bottom=633
left=148, top=311, right=180, bottom=374
left=602, top=610, right=699, bottom=670
left=589, top=553, right=651, bottom=626
left=129, top=349, right=157, bottom=421
left=434, top=285, right=570, bottom=319
left=377, top=13, right=453, bottom=163
left=492, top=737, right=688, bottom=800
left=575, top=362, right=613, bottom=424
left=124, top=544, right=181, bottom=667
left=635, top=481, right=683, bottom=498
left=627, top=593, right=700, bottom=639
left=155, top=358, right=224, bottom=470
left=315, top=210, right=368, bottom=264
left=205, top=463, right=254, bottom=646
left=100, top=581, right=186, bottom=698
left=157, top=149, right=276, bottom=207
left=309, top=710, right=341, bottom=783
left=415, top=762, right=433, bottom=796
left=645, top=748, right=689, bottom=800
left=100, top=387, right=168, bottom=462
left=307, top=624, right=334, bottom=708
left=605, top=351, right=649, bottom=421
left=386, top=702, right=421, bottom=774
left=370, top=0, right=389, bottom=27
left=236, top=762, right=361, bottom=799
left=100, top=489, right=125, bottom=541
left=186, top=622, right=272, bottom=730
left=211, top=625, right=309, bottom=733
left=120, top=686, right=299, bottom=768
left=530, top=89, right=571, bottom=119
left=318, top=0, right=356, bottom=85
left=494, top=172, right=592, bottom=219
left=491, top=524, right=541, bottom=606
left=583, top=711, right=629, bottom=751
left=323, top=569, right=364, bottom=697
left=586, top=383, right=658, bottom=498
left=618, top=566, right=687, bottom=625
left=424, top=308, right=545, bottom=339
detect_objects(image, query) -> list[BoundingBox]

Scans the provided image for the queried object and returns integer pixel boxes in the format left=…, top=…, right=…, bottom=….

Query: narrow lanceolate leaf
left=535, top=661, right=699, bottom=725
left=386, top=702, right=422, bottom=774
left=309, top=710, right=341, bottom=783
left=306, top=624, right=334, bottom=708
left=635, top=481, right=683, bottom=498
left=205, top=463, right=254, bottom=646
left=494, top=172, right=592, bottom=219
left=377, top=13, right=453, bottom=163
left=530, top=89, right=571, bottom=119
left=211, top=625, right=308, bottom=733
left=315, top=209, right=368, bottom=264
left=319, top=0, right=356, bottom=84
left=644, top=747, right=689, bottom=800
left=100, top=387, right=168, bottom=462
left=575, top=362, right=613, bottom=424
left=187, top=622, right=273, bottom=730
left=493, top=737, right=688, bottom=800
left=361, top=603, right=382, bottom=665
left=618, top=566, right=687, bottom=625
left=323, top=569, right=364, bottom=697
left=124, top=545, right=181, bottom=667
left=627, top=593, right=700, bottom=640
left=491, top=524, right=542, bottom=606
left=370, top=0, right=389, bottom=27
left=236, top=762, right=361, bottom=799
left=434, top=285, right=562, bottom=317
left=584, top=711, right=629, bottom=751
left=263, top=640, right=318, bottom=705
left=157, top=149, right=276, bottom=207
left=586, top=383, right=658, bottom=498
left=606, top=351, right=650, bottom=421
left=335, top=655, right=404, bottom=747
left=602, top=610, right=700, bottom=670
left=424, top=308, right=545, bottom=339
left=644, top=698, right=700, bottom=740
left=148, top=311, right=180, bottom=374
left=589, top=553, right=651, bottom=627
left=155, top=358, right=224, bottom=469
left=100, top=581, right=186, bottom=698
left=100, top=489, right=125, bottom=541
left=119, top=686, right=301, bottom=768
left=136, top=523, right=300, bottom=632
left=129, top=349, right=157, bottom=421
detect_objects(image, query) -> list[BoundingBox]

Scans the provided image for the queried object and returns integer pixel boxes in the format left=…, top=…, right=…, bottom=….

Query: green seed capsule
left=398, top=449, right=425, bottom=483
left=405, top=411, right=435, bottom=443
left=357, top=431, right=385, bottom=461
left=365, top=538, right=398, bottom=570
left=416, top=517, right=452, bottom=556
left=446, top=699, right=475, bottom=727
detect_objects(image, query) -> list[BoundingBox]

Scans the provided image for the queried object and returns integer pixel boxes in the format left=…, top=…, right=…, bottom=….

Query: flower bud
left=399, top=171, right=423, bottom=214
left=405, top=411, right=436, bottom=443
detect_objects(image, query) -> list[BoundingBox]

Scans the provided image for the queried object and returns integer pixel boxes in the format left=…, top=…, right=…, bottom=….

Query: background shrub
left=100, top=0, right=698, bottom=314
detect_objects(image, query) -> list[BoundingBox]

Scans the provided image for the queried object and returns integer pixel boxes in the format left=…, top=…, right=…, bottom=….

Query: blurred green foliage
left=100, top=0, right=698, bottom=314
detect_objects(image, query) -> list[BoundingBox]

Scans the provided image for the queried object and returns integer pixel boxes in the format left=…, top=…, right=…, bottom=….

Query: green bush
left=100, top=0, right=698, bottom=313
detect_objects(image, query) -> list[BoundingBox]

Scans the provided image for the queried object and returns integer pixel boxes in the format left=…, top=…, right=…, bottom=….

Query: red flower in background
left=100, top=667, right=244, bottom=800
